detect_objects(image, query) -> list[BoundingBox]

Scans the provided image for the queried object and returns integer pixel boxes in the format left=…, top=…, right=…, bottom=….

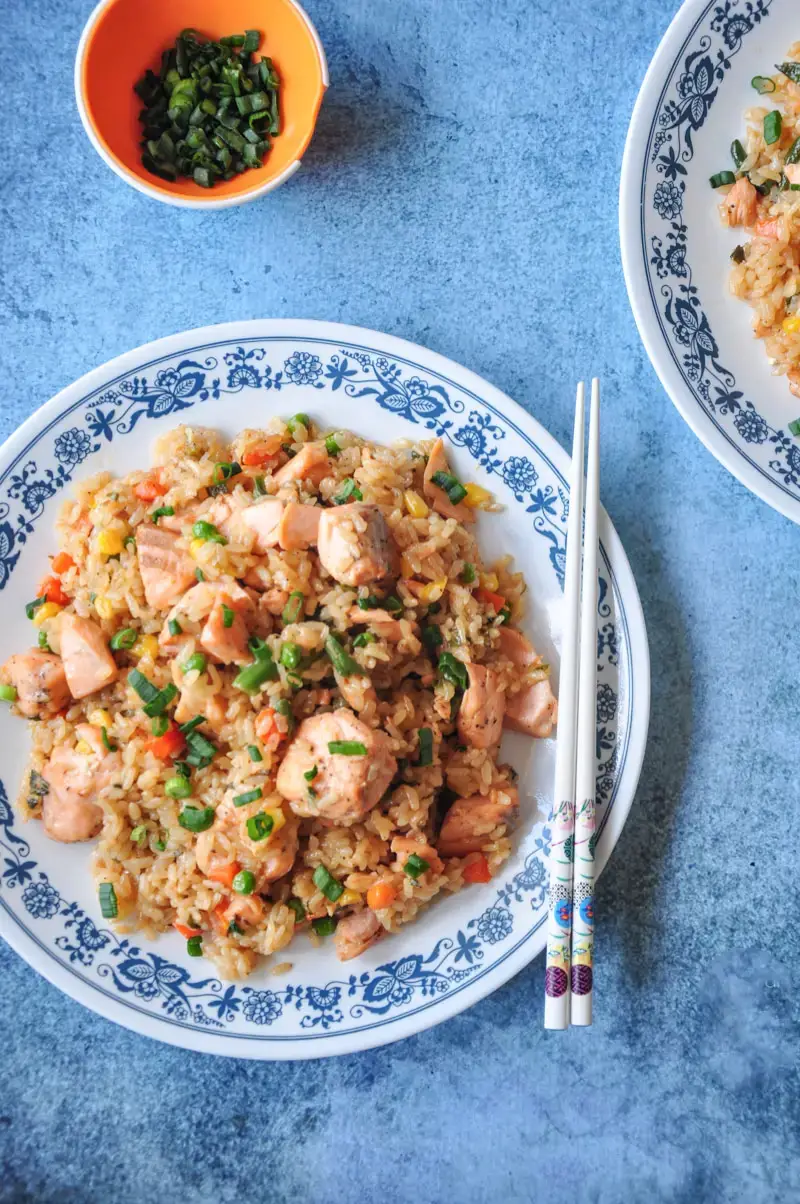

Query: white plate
left=0, top=320, right=649, bottom=1058
left=621, top=0, right=800, bottom=522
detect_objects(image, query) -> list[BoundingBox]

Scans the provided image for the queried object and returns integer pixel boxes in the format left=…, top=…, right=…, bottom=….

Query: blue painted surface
left=1, top=0, right=798, bottom=1200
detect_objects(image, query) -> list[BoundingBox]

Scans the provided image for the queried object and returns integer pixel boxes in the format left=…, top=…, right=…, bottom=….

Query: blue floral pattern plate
left=0, top=321, right=649, bottom=1058
left=621, top=0, right=800, bottom=523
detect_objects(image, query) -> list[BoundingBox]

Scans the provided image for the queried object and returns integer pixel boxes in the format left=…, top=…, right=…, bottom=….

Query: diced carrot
left=174, top=921, right=203, bottom=939
left=51, top=552, right=75, bottom=575
left=366, top=881, right=397, bottom=910
left=211, top=898, right=230, bottom=935
left=207, top=861, right=241, bottom=889
left=133, top=476, right=166, bottom=502
left=37, top=575, right=70, bottom=606
left=255, top=706, right=288, bottom=751
left=474, top=587, right=506, bottom=613
left=241, top=435, right=284, bottom=467
left=463, top=853, right=492, bottom=884
left=144, top=723, right=185, bottom=760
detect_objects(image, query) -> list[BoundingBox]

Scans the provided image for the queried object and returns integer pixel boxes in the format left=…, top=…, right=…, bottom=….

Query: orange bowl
left=75, top=0, right=328, bottom=207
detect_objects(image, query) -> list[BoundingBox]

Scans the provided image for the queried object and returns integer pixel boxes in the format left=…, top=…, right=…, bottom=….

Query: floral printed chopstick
left=544, top=380, right=599, bottom=1030
left=543, top=382, right=585, bottom=1030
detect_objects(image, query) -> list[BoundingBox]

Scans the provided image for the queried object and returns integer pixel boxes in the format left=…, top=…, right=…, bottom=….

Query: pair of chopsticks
left=544, top=380, right=599, bottom=1031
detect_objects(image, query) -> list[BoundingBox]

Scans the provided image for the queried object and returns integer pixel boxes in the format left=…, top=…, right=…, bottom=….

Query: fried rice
left=0, top=416, right=557, bottom=978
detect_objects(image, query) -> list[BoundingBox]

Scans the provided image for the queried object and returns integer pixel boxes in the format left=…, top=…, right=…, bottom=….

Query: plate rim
left=0, top=319, right=651, bottom=1058
left=619, top=0, right=800, bottom=524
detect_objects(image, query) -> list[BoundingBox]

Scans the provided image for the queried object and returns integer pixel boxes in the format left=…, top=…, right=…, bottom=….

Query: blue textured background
left=2, top=1, right=799, bottom=1200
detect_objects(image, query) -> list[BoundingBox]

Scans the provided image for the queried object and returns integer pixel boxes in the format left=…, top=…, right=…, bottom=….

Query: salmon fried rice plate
left=0, top=418, right=557, bottom=978
left=714, top=48, right=800, bottom=406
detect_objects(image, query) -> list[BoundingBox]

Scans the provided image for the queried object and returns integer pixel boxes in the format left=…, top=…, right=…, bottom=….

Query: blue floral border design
left=641, top=0, right=800, bottom=499
left=0, top=334, right=632, bottom=1040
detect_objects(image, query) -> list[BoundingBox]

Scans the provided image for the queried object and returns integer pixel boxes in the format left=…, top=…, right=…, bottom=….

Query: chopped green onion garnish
left=151, top=505, right=175, bottom=523
left=327, top=740, right=367, bottom=756
left=333, top=478, right=363, bottom=504
left=764, top=110, right=782, bottom=145
left=789, top=418, right=800, bottom=437
left=183, top=652, right=207, bottom=675
left=174, top=760, right=191, bottom=778
left=312, top=915, right=337, bottom=936
left=357, top=595, right=380, bottom=610
left=168, top=618, right=182, bottom=637
left=287, top=897, right=306, bottom=921
left=144, top=684, right=178, bottom=718
left=100, top=726, right=117, bottom=753
left=498, top=605, right=512, bottom=625
left=178, top=805, right=215, bottom=833
left=195, top=568, right=205, bottom=582
left=111, top=627, right=137, bottom=651
left=403, top=853, right=430, bottom=879
left=232, top=869, right=256, bottom=894
left=153, top=837, right=167, bottom=852
left=709, top=171, right=736, bottom=189
left=438, top=651, right=468, bottom=690
left=228, top=921, right=244, bottom=937
left=461, top=563, right=476, bottom=584
left=282, top=590, right=304, bottom=624
left=418, top=727, right=433, bottom=766
left=353, top=632, right=376, bottom=647
left=37, top=629, right=51, bottom=651
left=312, top=864, right=344, bottom=902
left=25, top=596, right=46, bottom=620
left=287, top=412, right=311, bottom=434
left=752, top=75, right=776, bottom=94
left=128, top=668, right=159, bottom=702
left=186, top=935, right=203, bottom=957
left=179, top=715, right=205, bottom=735
left=184, top=728, right=217, bottom=768
left=731, top=139, right=746, bottom=169
left=246, top=812, right=274, bottom=841
left=325, top=633, right=360, bottom=677
left=213, top=461, right=241, bottom=483
left=325, top=435, right=341, bottom=456
left=275, top=697, right=295, bottom=736
left=252, top=476, right=267, bottom=498
left=280, top=641, right=303, bottom=670
left=131, top=825, right=147, bottom=846
left=778, top=62, right=800, bottom=85
left=247, top=744, right=263, bottom=762
left=304, top=765, right=318, bottom=781
left=234, top=787, right=262, bottom=807
left=221, top=604, right=235, bottom=629
left=0, top=684, right=17, bottom=703
left=151, top=715, right=169, bottom=737
left=98, top=882, right=118, bottom=918
left=384, top=595, right=403, bottom=613
left=192, top=520, right=227, bottom=545
left=422, top=624, right=443, bottom=651
left=431, top=470, right=467, bottom=506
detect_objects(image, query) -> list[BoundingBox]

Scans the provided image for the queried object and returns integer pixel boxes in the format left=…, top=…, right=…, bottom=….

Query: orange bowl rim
left=74, top=0, right=329, bottom=209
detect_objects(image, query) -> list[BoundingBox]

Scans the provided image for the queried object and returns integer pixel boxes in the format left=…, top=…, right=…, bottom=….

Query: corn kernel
left=189, top=538, right=207, bottom=561
left=419, top=577, right=447, bottom=604
left=480, top=571, right=499, bottom=592
left=262, top=806, right=286, bottom=838
left=132, top=634, right=159, bottom=661
left=783, top=315, right=800, bottom=335
left=94, top=597, right=114, bottom=620
left=336, top=889, right=362, bottom=908
left=97, top=530, right=124, bottom=556
left=75, top=740, right=94, bottom=756
left=88, top=709, right=112, bottom=729
left=404, top=490, right=429, bottom=519
left=32, top=602, right=61, bottom=626
left=463, top=482, right=493, bottom=508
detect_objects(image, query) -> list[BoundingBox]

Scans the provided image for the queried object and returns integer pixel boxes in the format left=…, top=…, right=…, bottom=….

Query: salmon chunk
left=335, top=909, right=383, bottom=962
left=272, top=442, right=330, bottom=488
left=276, top=709, right=397, bottom=823
left=458, top=662, right=505, bottom=748
left=241, top=499, right=284, bottom=552
left=497, top=626, right=558, bottom=738
left=136, top=525, right=196, bottom=610
left=423, top=438, right=475, bottom=523
left=59, top=614, right=118, bottom=699
left=196, top=799, right=300, bottom=890
left=41, top=724, right=121, bottom=843
left=200, top=593, right=251, bottom=664
left=317, top=503, right=399, bottom=586
left=278, top=502, right=321, bottom=550
left=721, top=177, right=758, bottom=228
left=0, top=650, right=69, bottom=717
left=437, top=786, right=519, bottom=857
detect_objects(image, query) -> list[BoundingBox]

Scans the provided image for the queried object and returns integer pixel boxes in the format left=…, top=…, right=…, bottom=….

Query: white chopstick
left=570, top=378, right=600, bottom=1026
left=543, top=382, right=585, bottom=1031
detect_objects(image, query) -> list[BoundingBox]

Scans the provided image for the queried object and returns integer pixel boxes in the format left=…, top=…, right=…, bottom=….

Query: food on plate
left=134, top=29, right=280, bottom=188
left=0, top=418, right=557, bottom=977
left=712, top=51, right=800, bottom=422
